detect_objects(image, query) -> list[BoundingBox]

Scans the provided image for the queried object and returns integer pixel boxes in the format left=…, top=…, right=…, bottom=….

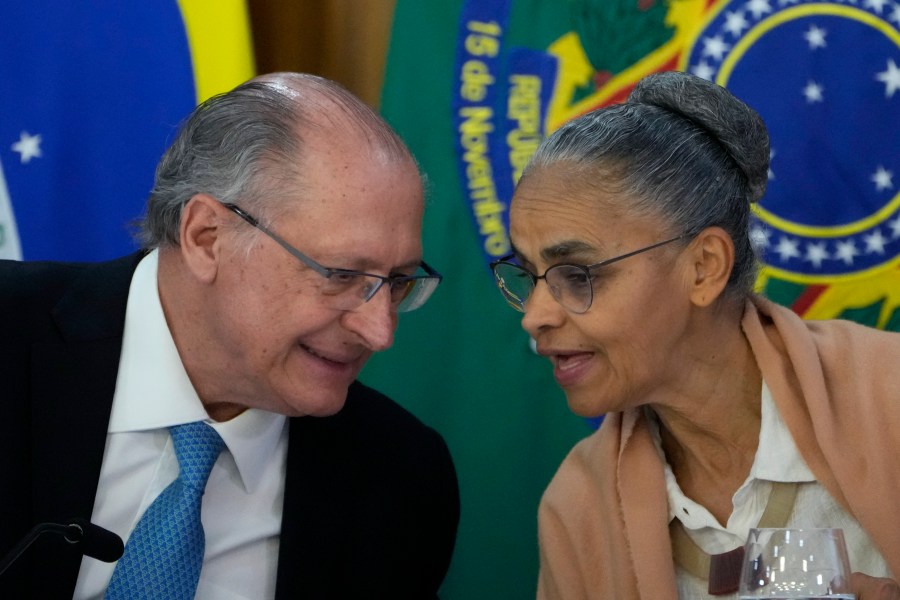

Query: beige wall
left=248, top=1, right=397, bottom=108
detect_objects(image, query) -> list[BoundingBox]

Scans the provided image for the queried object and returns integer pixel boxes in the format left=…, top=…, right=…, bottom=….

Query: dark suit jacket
left=0, top=253, right=459, bottom=599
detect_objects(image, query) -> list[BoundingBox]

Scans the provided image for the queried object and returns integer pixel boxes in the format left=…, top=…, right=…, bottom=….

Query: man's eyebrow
left=391, top=259, right=425, bottom=273
left=340, top=257, right=423, bottom=273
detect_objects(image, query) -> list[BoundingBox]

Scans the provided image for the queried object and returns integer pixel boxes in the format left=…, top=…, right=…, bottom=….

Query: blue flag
left=0, top=0, right=255, bottom=261
left=682, top=1, right=900, bottom=327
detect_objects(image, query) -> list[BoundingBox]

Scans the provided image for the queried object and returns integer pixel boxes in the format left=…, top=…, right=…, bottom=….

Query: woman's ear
left=686, top=227, right=734, bottom=307
left=179, top=194, right=225, bottom=284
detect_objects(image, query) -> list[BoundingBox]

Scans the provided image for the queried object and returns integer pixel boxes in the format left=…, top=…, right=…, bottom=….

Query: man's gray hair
left=523, top=70, right=770, bottom=305
left=138, top=73, right=414, bottom=249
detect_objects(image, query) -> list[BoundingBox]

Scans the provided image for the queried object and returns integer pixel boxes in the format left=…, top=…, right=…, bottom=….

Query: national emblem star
left=876, top=58, right=900, bottom=98
left=11, top=132, right=42, bottom=164
left=871, top=166, right=894, bottom=191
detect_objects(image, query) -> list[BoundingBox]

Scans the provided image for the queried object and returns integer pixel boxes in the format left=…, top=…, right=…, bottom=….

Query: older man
left=0, top=73, right=459, bottom=599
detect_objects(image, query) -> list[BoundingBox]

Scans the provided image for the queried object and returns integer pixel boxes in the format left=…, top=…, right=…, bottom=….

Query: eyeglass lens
left=319, top=271, right=439, bottom=313
left=493, top=263, right=592, bottom=313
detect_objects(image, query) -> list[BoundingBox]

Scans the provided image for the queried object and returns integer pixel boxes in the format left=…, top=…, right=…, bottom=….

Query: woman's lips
left=551, top=352, right=594, bottom=387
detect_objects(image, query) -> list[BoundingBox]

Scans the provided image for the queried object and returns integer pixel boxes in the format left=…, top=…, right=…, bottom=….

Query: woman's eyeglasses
left=489, top=234, right=690, bottom=314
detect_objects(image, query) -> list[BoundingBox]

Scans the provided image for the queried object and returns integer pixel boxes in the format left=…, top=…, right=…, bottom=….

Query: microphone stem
left=0, top=523, right=72, bottom=576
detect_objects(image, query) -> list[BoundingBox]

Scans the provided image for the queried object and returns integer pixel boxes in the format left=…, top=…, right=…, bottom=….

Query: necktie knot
left=170, top=421, right=225, bottom=492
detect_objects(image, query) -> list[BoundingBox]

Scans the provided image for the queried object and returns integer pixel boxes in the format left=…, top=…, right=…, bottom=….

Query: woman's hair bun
left=628, top=71, right=770, bottom=203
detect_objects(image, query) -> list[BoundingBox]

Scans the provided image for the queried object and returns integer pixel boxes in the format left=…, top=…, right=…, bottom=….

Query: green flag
left=362, top=1, right=590, bottom=597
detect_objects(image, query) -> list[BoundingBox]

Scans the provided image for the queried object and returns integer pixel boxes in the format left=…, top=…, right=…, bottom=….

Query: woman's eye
left=511, top=270, right=533, bottom=282
left=564, top=270, right=590, bottom=285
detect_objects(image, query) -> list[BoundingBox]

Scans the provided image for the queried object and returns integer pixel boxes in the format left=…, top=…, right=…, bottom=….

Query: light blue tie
left=106, top=421, right=225, bottom=600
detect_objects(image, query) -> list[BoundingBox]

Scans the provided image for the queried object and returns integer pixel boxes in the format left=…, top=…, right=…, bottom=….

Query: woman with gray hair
left=490, top=70, right=900, bottom=599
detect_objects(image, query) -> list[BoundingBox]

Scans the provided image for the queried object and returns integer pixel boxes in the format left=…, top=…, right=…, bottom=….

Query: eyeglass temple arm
left=219, top=202, right=332, bottom=278
left=586, top=233, right=691, bottom=271
left=221, top=202, right=442, bottom=282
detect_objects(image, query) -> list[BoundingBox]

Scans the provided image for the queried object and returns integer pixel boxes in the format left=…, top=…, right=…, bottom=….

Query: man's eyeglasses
left=220, top=202, right=442, bottom=313
left=489, top=234, right=690, bottom=314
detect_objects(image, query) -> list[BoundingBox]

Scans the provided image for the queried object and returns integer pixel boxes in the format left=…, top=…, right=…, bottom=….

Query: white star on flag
left=804, top=25, right=827, bottom=49
left=890, top=215, right=900, bottom=239
left=768, top=147, right=776, bottom=180
left=804, top=241, right=829, bottom=268
left=723, top=11, right=749, bottom=37
left=746, top=0, right=773, bottom=19
left=834, top=239, right=860, bottom=265
left=691, top=61, right=716, bottom=80
left=876, top=58, right=900, bottom=98
left=864, top=229, right=888, bottom=254
left=803, top=81, right=825, bottom=103
left=872, top=165, right=894, bottom=190
left=750, top=225, right=772, bottom=250
left=702, top=35, right=731, bottom=61
left=891, top=4, right=900, bottom=25
left=11, top=131, right=42, bottom=164
left=775, top=236, right=801, bottom=261
left=864, top=0, right=890, bottom=13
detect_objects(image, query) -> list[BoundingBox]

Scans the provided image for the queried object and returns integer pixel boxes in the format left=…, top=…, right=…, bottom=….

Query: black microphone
left=0, top=518, right=124, bottom=576
left=63, top=518, right=124, bottom=563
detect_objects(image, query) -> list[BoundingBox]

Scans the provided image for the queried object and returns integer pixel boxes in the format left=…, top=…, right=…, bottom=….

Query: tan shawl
left=536, top=296, right=900, bottom=599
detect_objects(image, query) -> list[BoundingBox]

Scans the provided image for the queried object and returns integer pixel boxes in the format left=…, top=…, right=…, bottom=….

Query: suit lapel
left=30, top=340, right=125, bottom=521
left=27, top=253, right=141, bottom=595
left=274, top=412, right=356, bottom=599
left=274, top=384, right=374, bottom=599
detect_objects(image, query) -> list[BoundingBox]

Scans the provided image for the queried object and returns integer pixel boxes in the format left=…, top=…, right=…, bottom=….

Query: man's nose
left=343, top=285, right=397, bottom=352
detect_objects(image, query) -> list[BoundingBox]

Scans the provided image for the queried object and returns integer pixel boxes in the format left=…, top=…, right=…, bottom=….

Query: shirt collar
left=648, top=380, right=816, bottom=525
left=748, top=381, right=816, bottom=483
left=110, top=249, right=287, bottom=493
left=209, top=408, right=287, bottom=493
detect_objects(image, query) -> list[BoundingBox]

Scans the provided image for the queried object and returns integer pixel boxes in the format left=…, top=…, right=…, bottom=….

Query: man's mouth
left=300, top=343, right=352, bottom=365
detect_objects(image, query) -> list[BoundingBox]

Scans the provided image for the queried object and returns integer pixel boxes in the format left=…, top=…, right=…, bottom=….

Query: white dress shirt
left=648, top=382, right=892, bottom=599
left=73, top=250, right=288, bottom=600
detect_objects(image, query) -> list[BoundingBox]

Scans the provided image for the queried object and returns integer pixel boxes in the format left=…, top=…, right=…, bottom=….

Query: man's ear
left=179, top=194, right=225, bottom=284
left=685, top=227, right=734, bottom=307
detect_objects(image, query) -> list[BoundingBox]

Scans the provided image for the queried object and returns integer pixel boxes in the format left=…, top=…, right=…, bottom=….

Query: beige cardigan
left=536, top=296, right=900, bottom=599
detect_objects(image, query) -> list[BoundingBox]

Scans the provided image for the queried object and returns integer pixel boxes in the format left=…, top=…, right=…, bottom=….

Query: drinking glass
left=738, top=528, right=855, bottom=599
